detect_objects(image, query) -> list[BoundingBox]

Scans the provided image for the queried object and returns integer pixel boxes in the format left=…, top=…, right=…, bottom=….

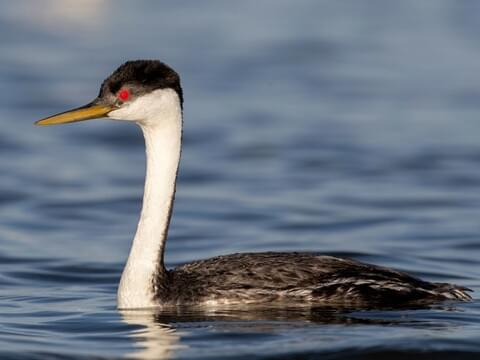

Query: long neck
left=117, top=92, right=182, bottom=309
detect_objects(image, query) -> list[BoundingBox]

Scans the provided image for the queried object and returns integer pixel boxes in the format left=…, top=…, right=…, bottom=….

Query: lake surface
left=1, top=1, right=480, bottom=358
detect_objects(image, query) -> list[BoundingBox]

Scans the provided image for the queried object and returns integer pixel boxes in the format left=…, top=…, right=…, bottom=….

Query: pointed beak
left=35, top=101, right=115, bottom=126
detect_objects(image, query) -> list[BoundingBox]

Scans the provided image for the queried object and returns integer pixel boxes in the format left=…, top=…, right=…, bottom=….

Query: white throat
left=116, top=89, right=183, bottom=309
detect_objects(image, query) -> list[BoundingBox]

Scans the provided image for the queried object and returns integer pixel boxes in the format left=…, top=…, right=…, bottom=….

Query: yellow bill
left=35, top=103, right=114, bottom=126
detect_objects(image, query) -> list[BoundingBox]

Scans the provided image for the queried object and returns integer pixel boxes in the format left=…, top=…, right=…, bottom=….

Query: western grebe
left=35, top=60, right=472, bottom=309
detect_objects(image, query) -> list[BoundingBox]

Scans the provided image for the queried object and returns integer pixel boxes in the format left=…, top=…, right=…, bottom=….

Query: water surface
left=1, top=1, right=480, bottom=358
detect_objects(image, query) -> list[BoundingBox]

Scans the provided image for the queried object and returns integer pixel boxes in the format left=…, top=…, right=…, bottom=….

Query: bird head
left=35, top=60, right=183, bottom=127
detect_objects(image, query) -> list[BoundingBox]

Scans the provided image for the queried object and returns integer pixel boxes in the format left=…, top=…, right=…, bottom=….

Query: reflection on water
left=122, top=310, right=184, bottom=360
left=1, top=0, right=480, bottom=358
left=121, top=304, right=473, bottom=359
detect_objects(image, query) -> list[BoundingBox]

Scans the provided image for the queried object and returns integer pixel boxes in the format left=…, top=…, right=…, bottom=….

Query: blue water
left=1, top=1, right=480, bottom=358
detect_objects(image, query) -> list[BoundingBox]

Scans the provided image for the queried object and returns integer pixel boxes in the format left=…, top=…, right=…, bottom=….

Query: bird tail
left=432, top=283, right=473, bottom=301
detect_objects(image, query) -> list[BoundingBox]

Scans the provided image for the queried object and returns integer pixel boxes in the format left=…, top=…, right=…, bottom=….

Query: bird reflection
left=121, top=310, right=186, bottom=360
left=120, top=303, right=452, bottom=359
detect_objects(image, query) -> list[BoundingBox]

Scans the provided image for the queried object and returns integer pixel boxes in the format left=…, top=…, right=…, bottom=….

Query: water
left=1, top=0, right=480, bottom=358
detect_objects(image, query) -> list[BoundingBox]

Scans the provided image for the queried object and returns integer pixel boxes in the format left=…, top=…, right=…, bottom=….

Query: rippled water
left=1, top=1, right=480, bottom=358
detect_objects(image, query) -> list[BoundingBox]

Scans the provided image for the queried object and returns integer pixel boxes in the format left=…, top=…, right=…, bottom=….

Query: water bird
left=35, top=60, right=472, bottom=309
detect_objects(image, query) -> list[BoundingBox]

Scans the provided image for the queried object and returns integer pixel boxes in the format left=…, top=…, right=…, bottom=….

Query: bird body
left=36, top=60, right=472, bottom=309
left=160, top=252, right=471, bottom=307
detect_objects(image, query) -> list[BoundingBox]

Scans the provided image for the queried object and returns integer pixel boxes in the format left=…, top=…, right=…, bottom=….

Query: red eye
left=118, top=89, right=130, bottom=101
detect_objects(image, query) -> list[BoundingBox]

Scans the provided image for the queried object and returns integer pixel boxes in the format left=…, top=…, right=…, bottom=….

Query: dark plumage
left=98, top=60, right=183, bottom=107
left=156, top=252, right=472, bottom=307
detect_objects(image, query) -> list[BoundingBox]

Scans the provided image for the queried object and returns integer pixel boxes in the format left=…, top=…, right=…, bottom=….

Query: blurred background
left=1, top=1, right=480, bottom=359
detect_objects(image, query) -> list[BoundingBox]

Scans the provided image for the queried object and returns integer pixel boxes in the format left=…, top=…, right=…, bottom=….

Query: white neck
left=116, top=89, right=182, bottom=309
